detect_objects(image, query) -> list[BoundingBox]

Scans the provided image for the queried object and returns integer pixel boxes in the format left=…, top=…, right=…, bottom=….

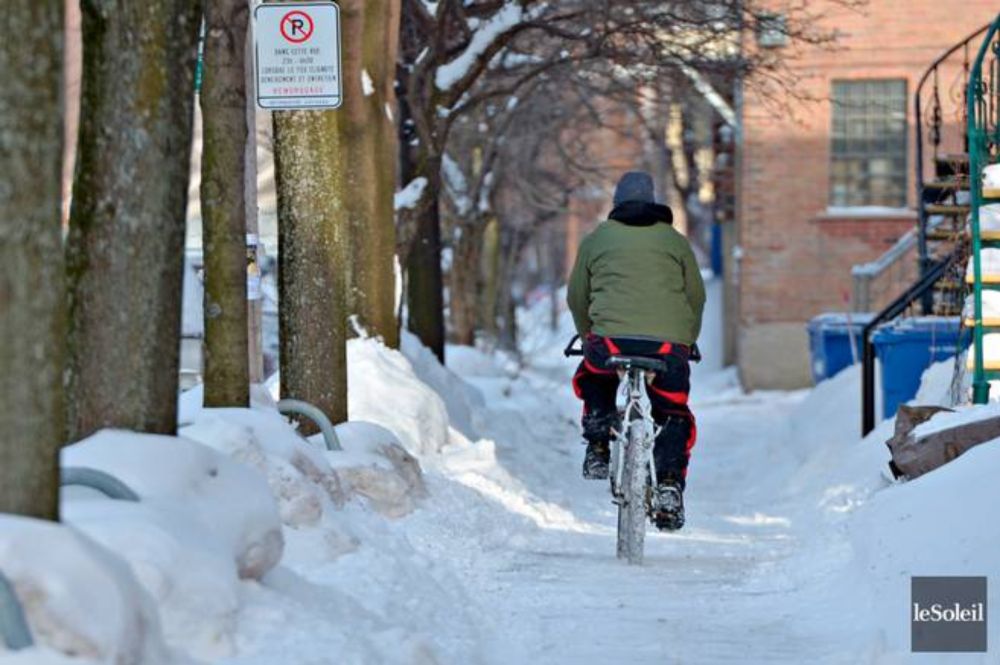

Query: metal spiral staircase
left=861, top=15, right=1000, bottom=434
left=966, top=15, right=1000, bottom=404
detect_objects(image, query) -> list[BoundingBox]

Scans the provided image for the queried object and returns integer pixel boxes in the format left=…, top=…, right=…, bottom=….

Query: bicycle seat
left=606, top=355, right=669, bottom=373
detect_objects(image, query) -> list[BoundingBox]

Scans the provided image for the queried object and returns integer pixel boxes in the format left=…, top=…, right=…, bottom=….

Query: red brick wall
left=738, top=1, right=999, bottom=328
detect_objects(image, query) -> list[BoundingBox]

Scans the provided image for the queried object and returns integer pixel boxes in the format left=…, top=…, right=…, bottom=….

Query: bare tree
left=66, top=0, right=203, bottom=441
left=399, top=0, right=860, bottom=356
left=0, top=0, right=66, bottom=519
left=201, top=0, right=252, bottom=407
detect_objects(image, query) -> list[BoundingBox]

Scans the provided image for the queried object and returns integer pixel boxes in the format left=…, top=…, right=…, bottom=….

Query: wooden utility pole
left=246, top=18, right=265, bottom=385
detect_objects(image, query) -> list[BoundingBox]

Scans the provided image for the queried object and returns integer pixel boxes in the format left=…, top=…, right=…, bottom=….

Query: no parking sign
left=254, top=2, right=342, bottom=110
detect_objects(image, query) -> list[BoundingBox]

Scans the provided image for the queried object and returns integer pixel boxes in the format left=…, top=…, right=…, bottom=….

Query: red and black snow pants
left=571, top=334, right=697, bottom=489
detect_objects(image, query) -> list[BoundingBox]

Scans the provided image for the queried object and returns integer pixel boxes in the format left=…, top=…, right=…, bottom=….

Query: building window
left=756, top=13, right=788, bottom=48
left=830, top=79, right=908, bottom=208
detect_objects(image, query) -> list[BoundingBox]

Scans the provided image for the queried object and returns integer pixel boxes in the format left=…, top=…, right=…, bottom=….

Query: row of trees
left=1, top=0, right=851, bottom=519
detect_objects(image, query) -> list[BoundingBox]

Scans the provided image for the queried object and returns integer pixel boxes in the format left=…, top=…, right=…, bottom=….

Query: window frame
left=828, top=78, right=910, bottom=209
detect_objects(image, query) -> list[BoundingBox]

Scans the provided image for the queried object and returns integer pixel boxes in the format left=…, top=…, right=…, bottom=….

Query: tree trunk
left=201, top=0, right=250, bottom=407
left=338, top=0, right=400, bottom=346
left=66, top=0, right=202, bottom=441
left=406, top=164, right=446, bottom=360
left=449, top=221, right=484, bottom=346
left=478, top=216, right=501, bottom=342
left=368, top=0, right=402, bottom=348
left=0, top=0, right=66, bottom=519
left=273, top=111, right=348, bottom=426
left=496, top=226, right=525, bottom=352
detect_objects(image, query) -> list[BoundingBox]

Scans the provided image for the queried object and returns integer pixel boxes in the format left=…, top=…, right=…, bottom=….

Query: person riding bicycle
left=567, top=171, right=706, bottom=531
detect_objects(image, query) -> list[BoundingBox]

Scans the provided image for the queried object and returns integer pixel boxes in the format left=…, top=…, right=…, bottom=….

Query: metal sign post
left=253, top=2, right=342, bottom=110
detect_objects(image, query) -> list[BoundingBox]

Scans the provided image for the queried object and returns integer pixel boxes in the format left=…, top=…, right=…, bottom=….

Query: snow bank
left=330, top=421, right=428, bottom=519
left=912, top=400, right=1000, bottom=438
left=181, top=408, right=346, bottom=528
left=848, top=440, right=1000, bottom=657
left=772, top=351, right=1000, bottom=656
left=63, top=430, right=283, bottom=581
left=0, top=516, right=172, bottom=665
left=347, top=337, right=453, bottom=455
left=401, top=331, right=484, bottom=438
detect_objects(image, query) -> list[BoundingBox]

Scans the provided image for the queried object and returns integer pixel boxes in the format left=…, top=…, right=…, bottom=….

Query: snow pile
left=59, top=429, right=284, bottom=659
left=346, top=336, right=455, bottom=455
left=912, top=356, right=963, bottom=406
left=63, top=430, right=284, bottom=581
left=912, top=400, right=1000, bottom=438
left=966, top=247, right=1000, bottom=278
left=770, top=353, right=1000, bottom=657
left=979, top=203, right=1000, bottom=232
left=181, top=406, right=346, bottom=528
left=0, top=516, right=172, bottom=665
left=401, top=331, right=484, bottom=438
left=963, top=289, right=1000, bottom=320
left=329, top=422, right=427, bottom=519
left=848, top=441, right=1000, bottom=655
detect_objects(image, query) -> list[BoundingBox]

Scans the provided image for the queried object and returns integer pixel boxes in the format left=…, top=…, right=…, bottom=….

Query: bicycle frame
left=609, top=367, right=659, bottom=505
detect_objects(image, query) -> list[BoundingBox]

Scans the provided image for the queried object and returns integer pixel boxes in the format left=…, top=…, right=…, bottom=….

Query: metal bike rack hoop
left=61, top=467, right=140, bottom=502
left=0, top=571, right=32, bottom=650
left=277, top=399, right=343, bottom=451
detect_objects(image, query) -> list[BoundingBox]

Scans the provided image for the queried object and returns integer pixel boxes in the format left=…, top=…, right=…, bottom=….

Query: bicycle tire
left=616, top=405, right=647, bottom=564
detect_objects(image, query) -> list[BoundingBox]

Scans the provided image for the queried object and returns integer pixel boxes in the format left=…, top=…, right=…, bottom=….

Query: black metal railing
left=915, top=23, right=992, bottom=297
left=861, top=248, right=963, bottom=436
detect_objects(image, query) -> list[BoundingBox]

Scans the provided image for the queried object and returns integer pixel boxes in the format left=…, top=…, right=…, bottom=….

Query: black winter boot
left=582, top=440, right=610, bottom=480
left=651, top=475, right=685, bottom=531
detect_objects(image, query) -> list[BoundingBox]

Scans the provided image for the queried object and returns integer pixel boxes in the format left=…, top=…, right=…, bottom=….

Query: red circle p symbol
left=280, top=11, right=314, bottom=44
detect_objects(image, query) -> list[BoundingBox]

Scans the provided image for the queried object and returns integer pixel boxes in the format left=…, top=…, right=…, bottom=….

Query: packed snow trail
left=212, top=281, right=994, bottom=664
left=409, top=353, right=857, bottom=664
left=377, top=282, right=874, bottom=664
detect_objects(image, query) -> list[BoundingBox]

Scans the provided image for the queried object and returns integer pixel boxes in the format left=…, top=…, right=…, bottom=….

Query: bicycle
left=564, top=334, right=676, bottom=565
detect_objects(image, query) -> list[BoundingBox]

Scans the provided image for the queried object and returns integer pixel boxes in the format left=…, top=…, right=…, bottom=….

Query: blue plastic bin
left=806, top=313, right=875, bottom=383
left=871, top=317, right=967, bottom=420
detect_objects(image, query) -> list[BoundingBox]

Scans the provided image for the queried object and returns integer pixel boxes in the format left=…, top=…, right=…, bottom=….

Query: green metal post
left=968, top=16, right=1000, bottom=404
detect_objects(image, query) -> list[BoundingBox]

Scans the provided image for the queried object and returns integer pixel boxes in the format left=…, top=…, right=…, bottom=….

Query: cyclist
left=567, top=171, right=706, bottom=531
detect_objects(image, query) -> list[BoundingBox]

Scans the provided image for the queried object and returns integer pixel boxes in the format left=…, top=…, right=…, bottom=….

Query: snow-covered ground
left=3, top=277, right=1000, bottom=664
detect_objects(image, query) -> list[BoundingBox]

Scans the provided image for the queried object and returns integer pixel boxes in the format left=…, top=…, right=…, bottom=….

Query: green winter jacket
left=567, top=201, right=706, bottom=345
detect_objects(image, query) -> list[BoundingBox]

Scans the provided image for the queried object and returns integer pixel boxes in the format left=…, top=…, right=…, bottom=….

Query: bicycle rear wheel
left=616, top=409, right=647, bottom=564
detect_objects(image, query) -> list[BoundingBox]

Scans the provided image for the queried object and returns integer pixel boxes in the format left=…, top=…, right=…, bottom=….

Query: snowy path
left=410, top=351, right=860, bottom=665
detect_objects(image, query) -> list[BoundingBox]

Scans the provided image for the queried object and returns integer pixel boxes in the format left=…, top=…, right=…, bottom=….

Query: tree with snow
left=396, top=0, right=850, bottom=360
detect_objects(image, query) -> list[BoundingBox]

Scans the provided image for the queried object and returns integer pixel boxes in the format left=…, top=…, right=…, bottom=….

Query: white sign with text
left=254, top=2, right=342, bottom=110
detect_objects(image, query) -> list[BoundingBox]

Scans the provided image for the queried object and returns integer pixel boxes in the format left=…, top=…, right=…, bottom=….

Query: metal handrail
left=862, top=249, right=961, bottom=435
left=851, top=216, right=949, bottom=312
left=915, top=22, right=992, bottom=294
left=966, top=14, right=1000, bottom=404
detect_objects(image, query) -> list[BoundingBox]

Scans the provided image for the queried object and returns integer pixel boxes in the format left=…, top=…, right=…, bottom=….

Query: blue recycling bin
left=871, top=317, right=967, bottom=420
left=806, top=313, right=875, bottom=383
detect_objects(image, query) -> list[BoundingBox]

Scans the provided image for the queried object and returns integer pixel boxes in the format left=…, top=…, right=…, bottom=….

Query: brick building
left=734, top=1, right=1000, bottom=389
